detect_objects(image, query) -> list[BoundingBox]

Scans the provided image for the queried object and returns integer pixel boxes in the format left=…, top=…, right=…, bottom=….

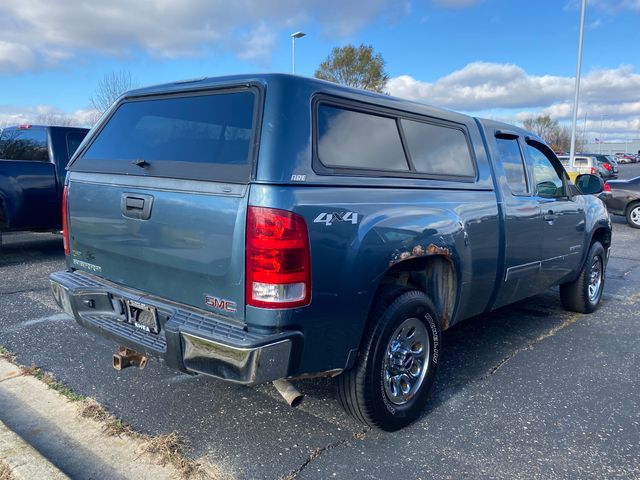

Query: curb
left=0, top=358, right=186, bottom=480
left=0, top=419, right=69, bottom=480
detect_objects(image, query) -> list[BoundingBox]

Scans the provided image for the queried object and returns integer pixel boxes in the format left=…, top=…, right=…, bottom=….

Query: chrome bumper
left=49, top=270, right=300, bottom=384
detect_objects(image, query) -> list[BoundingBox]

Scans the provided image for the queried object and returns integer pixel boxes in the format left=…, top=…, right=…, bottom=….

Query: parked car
left=558, top=155, right=607, bottom=177
left=615, top=153, right=636, bottom=164
left=0, top=125, right=89, bottom=242
left=49, top=74, right=611, bottom=431
left=580, top=153, right=618, bottom=179
left=605, top=155, right=620, bottom=172
left=603, top=177, right=640, bottom=228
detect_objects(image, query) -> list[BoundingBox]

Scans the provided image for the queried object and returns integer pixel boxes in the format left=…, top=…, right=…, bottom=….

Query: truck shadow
left=289, top=290, right=577, bottom=426
left=0, top=232, right=64, bottom=267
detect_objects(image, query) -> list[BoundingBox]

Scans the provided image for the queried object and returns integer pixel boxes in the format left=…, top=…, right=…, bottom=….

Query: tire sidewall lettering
left=424, top=313, right=439, bottom=364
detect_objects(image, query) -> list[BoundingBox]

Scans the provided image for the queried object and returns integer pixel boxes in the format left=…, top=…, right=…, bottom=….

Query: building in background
left=581, top=139, right=640, bottom=155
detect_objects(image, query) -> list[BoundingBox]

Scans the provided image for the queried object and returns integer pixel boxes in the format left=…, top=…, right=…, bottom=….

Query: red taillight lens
left=246, top=206, right=311, bottom=308
left=603, top=182, right=611, bottom=192
left=603, top=163, right=612, bottom=171
left=62, top=185, right=70, bottom=255
left=590, top=167, right=595, bottom=174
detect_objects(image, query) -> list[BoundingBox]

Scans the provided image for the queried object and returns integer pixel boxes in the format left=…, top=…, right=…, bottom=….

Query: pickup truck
left=0, top=125, right=89, bottom=240
left=49, top=74, right=611, bottom=431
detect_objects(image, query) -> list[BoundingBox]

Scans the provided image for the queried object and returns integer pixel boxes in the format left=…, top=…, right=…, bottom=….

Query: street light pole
left=599, top=114, right=607, bottom=154
left=569, top=0, right=586, bottom=171
left=290, top=32, right=306, bottom=74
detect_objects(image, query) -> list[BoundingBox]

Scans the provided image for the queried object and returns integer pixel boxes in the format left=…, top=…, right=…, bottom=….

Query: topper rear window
left=73, top=88, right=258, bottom=183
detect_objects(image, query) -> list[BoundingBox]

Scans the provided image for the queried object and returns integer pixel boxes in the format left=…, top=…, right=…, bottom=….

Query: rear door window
left=0, top=127, right=49, bottom=161
left=74, top=89, right=257, bottom=183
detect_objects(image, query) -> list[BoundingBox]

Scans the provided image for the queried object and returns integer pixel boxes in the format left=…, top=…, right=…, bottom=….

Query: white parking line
left=6, top=313, right=72, bottom=332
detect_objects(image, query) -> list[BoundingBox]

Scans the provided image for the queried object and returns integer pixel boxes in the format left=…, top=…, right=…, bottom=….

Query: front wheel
left=626, top=202, right=640, bottom=229
left=560, top=241, right=606, bottom=313
left=337, top=290, right=441, bottom=431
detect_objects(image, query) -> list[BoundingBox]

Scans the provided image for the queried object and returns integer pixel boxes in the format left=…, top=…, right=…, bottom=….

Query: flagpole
left=569, top=0, right=586, bottom=170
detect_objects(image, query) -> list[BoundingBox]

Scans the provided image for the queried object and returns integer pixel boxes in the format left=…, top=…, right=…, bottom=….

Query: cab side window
left=495, top=137, right=528, bottom=195
left=524, top=143, right=565, bottom=199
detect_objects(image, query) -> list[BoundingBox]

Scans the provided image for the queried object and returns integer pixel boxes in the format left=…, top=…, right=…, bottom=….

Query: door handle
left=121, top=193, right=153, bottom=220
left=125, top=197, right=145, bottom=210
left=543, top=210, right=558, bottom=223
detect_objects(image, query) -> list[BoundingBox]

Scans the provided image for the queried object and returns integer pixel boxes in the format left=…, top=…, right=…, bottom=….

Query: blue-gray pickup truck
left=49, top=74, right=610, bottom=430
left=0, top=125, right=88, bottom=241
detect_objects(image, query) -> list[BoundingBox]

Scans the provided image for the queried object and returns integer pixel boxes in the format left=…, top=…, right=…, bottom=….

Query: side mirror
left=575, top=174, right=604, bottom=195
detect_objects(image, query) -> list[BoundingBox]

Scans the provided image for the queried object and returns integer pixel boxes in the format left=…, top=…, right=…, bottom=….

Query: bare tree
left=35, top=113, right=77, bottom=126
left=90, top=70, right=138, bottom=115
left=521, top=114, right=585, bottom=153
left=315, top=44, right=389, bottom=93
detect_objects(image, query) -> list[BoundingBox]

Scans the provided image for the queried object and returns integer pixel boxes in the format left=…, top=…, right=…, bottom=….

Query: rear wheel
left=560, top=241, right=605, bottom=313
left=626, top=202, right=640, bottom=229
left=337, top=289, right=441, bottom=431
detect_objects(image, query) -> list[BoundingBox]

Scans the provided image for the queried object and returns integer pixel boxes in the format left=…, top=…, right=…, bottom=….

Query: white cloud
left=0, top=104, right=98, bottom=128
left=433, top=0, right=478, bottom=7
left=388, top=62, right=576, bottom=110
left=589, top=0, right=640, bottom=12
left=236, top=23, right=277, bottom=62
left=0, top=0, right=392, bottom=73
left=387, top=62, right=640, bottom=140
left=0, top=41, right=36, bottom=73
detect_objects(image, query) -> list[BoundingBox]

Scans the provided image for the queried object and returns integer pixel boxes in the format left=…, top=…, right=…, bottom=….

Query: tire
left=626, top=202, right=640, bottom=229
left=560, top=241, right=606, bottom=313
left=337, top=289, right=441, bottom=431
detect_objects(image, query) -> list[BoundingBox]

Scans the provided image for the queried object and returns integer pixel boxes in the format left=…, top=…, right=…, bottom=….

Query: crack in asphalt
left=281, top=429, right=370, bottom=480
left=488, top=313, right=582, bottom=375
left=0, top=287, right=49, bottom=296
left=280, top=440, right=346, bottom=480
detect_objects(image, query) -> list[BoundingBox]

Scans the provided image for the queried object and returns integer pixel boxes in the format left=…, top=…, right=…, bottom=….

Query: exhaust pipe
left=272, top=379, right=304, bottom=407
left=112, top=346, right=148, bottom=371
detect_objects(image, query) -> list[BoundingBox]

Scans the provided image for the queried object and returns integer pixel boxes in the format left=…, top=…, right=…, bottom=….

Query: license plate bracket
left=125, top=300, right=159, bottom=334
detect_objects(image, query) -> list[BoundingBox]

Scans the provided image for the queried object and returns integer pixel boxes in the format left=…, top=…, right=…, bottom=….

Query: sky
left=0, top=0, right=638, bottom=141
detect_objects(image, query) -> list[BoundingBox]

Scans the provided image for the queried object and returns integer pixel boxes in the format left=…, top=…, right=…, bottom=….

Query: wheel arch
left=370, top=253, right=457, bottom=332
left=590, top=226, right=611, bottom=251
left=625, top=199, right=640, bottom=215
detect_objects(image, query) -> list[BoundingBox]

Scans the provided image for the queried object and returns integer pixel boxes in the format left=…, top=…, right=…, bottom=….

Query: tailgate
left=67, top=174, right=248, bottom=321
left=66, top=86, right=261, bottom=322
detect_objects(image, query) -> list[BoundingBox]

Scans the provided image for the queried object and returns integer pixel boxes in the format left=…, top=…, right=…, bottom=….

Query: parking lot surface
left=1, top=164, right=639, bottom=479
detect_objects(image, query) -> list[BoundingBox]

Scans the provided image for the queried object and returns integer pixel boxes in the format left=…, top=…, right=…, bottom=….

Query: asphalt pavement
left=1, top=163, right=639, bottom=479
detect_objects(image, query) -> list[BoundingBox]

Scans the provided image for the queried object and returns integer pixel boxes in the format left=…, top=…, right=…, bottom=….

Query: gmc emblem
left=204, top=295, right=237, bottom=313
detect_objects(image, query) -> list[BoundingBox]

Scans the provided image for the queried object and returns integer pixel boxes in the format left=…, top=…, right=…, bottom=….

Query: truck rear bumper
left=49, top=270, right=300, bottom=385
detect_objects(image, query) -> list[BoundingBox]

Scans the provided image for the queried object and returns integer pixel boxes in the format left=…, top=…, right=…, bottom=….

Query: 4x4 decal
left=313, top=211, right=359, bottom=226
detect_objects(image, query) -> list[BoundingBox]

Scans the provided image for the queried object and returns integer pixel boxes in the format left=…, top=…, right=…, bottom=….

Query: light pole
left=568, top=0, right=586, bottom=170
left=599, top=114, right=607, bottom=154
left=290, top=31, right=306, bottom=74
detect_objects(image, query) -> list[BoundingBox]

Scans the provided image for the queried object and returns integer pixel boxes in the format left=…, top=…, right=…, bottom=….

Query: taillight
left=246, top=206, right=311, bottom=308
left=590, top=167, right=595, bottom=174
left=603, top=163, right=612, bottom=171
left=603, top=182, right=611, bottom=192
left=62, top=185, right=70, bottom=255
